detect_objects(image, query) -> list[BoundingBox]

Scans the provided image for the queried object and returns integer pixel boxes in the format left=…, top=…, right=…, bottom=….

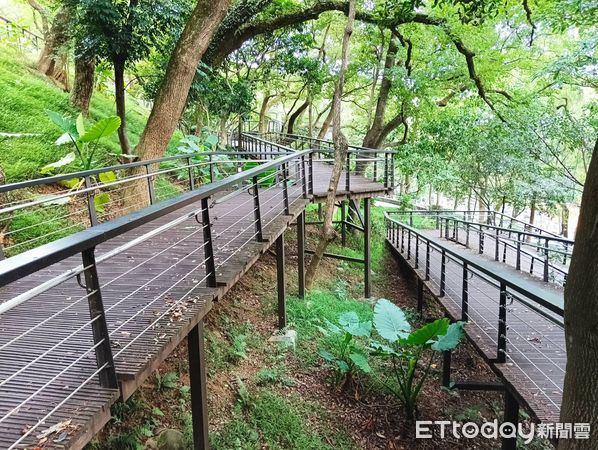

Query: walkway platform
left=387, top=222, right=565, bottom=423
left=0, top=149, right=389, bottom=449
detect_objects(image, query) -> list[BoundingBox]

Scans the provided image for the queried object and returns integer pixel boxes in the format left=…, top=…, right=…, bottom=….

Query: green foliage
left=370, top=299, right=464, bottom=420
left=317, top=311, right=372, bottom=385
left=44, top=110, right=121, bottom=172
left=5, top=205, right=85, bottom=256
left=0, top=48, right=174, bottom=182
left=154, top=371, right=179, bottom=392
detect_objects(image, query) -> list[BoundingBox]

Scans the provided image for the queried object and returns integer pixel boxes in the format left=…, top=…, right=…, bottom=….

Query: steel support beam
left=297, top=212, right=305, bottom=298
left=276, top=234, right=286, bottom=329
left=364, top=197, right=371, bottom=298
left=502, top=389, right=519, bottom=450
left=188, top=321, right=209, bottom=450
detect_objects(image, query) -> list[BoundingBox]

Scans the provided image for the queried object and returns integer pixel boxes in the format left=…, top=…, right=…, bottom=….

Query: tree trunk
left=258, top=95, right=274, bottom=134
left=287, top=100, right=309, bottom=135
left=305, top=0, right=356, bottom=289
left=195, top=105, right=205, bottom=136
left=316, top=108, right=333, bottom=140
left=135, top=0, right=231, bottom=162
left=529, top=197, right=536, bottom=225
left=219, top=115, right=229, bottom=145
left=559, top=139, right=598, bottom=448
left=114, top=56, right=132, bottom=156
left=70, top=53, right=95, bottom=115
left=36, top=5, right=71, bottom=91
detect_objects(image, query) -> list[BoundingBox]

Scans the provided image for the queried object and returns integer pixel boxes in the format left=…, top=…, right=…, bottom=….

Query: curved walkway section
left=385, top=212, right=565, bottom=424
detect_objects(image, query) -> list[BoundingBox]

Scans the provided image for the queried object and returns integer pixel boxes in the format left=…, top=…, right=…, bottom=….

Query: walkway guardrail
left=257, top=131, right=396, bottom=189
left=385, top=207, right=572, bottom=286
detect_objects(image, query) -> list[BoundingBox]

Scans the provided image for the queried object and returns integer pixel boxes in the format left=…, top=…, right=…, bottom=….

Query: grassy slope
left=0, top=45, right=177, bottom=182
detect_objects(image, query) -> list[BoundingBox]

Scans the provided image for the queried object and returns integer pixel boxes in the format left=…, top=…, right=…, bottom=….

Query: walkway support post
left=340, top=201, right=346, bottom=247
left=502, top=389, right=519, bottom=450
left=364, top=198, right=371, bottom=298
left=297, top=212, right=305, bottom=298
left=188, top=321, right=209, bottom=450
left=276, top=233, right=286, bottom=329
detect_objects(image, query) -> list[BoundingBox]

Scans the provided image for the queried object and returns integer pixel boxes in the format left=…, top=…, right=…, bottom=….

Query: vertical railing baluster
left=516, top=233, right=521, bottom=271
left=282, top=163, right=290, bottom=215
left=543, top=238, right=549, bottom=282
left=425, top=240, right=430, bottom=280
left=494, top=227, right=499, bottom=261
left=345, top=153, right=350, bottom=192
left=407, top=229, right=411, bottom=260
left=461, top=262, right=468, bottom=321
left=84, top=176, right=98, bottom=226
left=440, top=249, right=446, bottom=297
left=308, top=152, right=314, bottom=195
left=301, top=155, right=307, bottom=198
left=415, top=234, right=419, bottom=269
left=187, top=157, right=195, bottom=191
left=145, top=164, right=155, bottom=205
left=497, top=282, right=507, bottom=363
left=81, top=248, right=118, bottom=389
left=252, top=176, right=264, bottom=242
left=201, top=198, right=217, bottom=288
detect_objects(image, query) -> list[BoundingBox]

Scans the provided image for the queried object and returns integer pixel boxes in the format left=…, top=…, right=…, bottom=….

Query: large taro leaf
left=373, top=299, right=411, bottom=343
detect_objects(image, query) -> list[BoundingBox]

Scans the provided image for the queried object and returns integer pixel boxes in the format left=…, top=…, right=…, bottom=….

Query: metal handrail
left=384, top=211, right=564, bottom=319
left=0, top=149, right=309, bottom=286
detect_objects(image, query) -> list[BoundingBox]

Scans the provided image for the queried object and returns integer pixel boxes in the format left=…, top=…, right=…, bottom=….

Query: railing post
left=373, top=153, right=378, bottom=181
left=301, top=155, right=307, bottom=198
left=340, top=201, right=346, bottom=247
left=400, top=226, right=405, bottom=253
left=494, top=227, right=499, bottom=261
left=543, top=238, right=549, bottom=282
left=81, top=247, right=118, bottom=389
left=461, top=262, right=468, bottom=321
left=414, top=234, right=419, bottom=269
left=425, top=240, right=430, bottom=281
left=208, top=155, right=214, bottom=183
left=384, top=153, right=389, bottom=188
left=145, top=164, right=155, bottom=205
left=84, top=175, right=99, bottom=226
left=502, top=389, right=519, bottom=450
left=409, top=211, right=413, bottom=227
left=201, top=198, right=217, bottom=288
left=516, top=233, right=521, bottom=270
left=497, top=282, right=507, bottom=363
left=407, top=229, right=411, bottom=260
left=390, top=153, right=395, bottom=187
left=479, top=226, right=484, bottom=254
left=308, top=152, right=314, bottom=195
left=187, top=157, right=195, bottom=191
left=345, top=153, right=350, bottom=192
left=417, top=278, right=424, bottom=313
left=440, top=250, right=446, bottom=297
left=282, top=163, right=290, bottom=215
left=251, top=176, right=264, bottom=242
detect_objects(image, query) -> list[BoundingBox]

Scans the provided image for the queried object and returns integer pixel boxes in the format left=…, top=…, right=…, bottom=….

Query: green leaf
left=318, top=349, right=336, bottom=362
left=94, top=192, right=111, bottom=213
left=151, top=407, right=164, bottom=417
left=349, top=352, right=371, bottom=373
left=338, top=311, right=359, bottom=328
left=338, top=311, right=372, bottom=337
left=205, top=134, right=219, bottom=147
left=404, top=318, right=450, bottom=346
left=98, top=171, right=118, bottom=184
left=432, top=322, right=465, bottom=352
left=322, top=318, right=342, bottom=335
left=79, top=116, right=121, bottom=142
left=368, top=340, right=399, bottom=357
left=373, top=299, right=411, bottom=343
left=58, top=178, right=83, bottom=189
left=46, top=110, right=77, bottom=137
left=335, top=360, right=350, bottom=373
left=76, top=113, right=85, bottom=136
left=40, top=152, right=76, bottom=174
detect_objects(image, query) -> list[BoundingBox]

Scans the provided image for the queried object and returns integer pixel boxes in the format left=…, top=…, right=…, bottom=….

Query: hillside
left=0, top=45, right=170, bottom=182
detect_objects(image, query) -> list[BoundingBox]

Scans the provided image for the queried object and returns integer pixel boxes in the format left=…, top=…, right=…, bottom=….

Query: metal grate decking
left=0, top=152, right=389, bottom=449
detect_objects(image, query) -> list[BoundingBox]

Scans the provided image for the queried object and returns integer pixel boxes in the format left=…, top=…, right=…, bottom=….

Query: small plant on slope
left=317, top=310, right=372, bottom=388
left=370, top=298, right=464, bottom=421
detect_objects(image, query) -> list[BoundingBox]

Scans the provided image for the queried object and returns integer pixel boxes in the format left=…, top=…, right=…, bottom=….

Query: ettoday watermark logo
left=416, top=420, right=590, bottom=443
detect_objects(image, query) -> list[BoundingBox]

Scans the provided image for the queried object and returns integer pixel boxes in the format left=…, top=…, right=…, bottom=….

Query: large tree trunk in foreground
left=135, top=0, right=231, bottom=162
left=70, top=53, right=95, bottom=115
left=114, top=56, right=132, bottom=156
left=305, top=0, right=356, bottom=289
left=35, top=4, right=71, bottom=91
left=559, top=138, right=598, bottom=448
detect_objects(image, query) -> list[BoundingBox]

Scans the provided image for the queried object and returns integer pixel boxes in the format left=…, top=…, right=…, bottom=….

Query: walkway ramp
left=385, top=213, right=566, bottom=424
left=0, top=134, right=392, bottom=449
